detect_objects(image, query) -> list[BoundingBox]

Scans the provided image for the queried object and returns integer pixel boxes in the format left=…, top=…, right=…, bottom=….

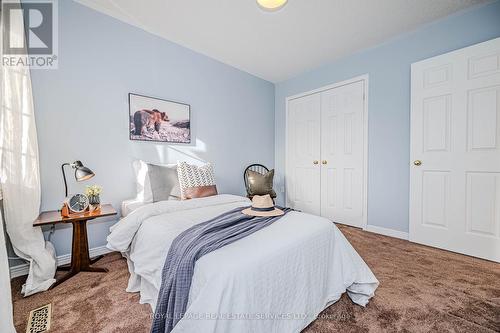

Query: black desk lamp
left=61, top=160, right=95, bottom=197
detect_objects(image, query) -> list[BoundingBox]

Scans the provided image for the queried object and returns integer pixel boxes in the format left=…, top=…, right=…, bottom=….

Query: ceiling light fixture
left=257, top=0, right=288, bottom=11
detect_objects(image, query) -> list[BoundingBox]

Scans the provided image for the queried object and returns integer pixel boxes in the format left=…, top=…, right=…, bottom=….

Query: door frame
left=285, top=74, right=369, bottom=229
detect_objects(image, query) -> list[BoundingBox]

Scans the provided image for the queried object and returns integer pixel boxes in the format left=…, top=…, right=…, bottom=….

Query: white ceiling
left=76, top=0, right=489, bottom=82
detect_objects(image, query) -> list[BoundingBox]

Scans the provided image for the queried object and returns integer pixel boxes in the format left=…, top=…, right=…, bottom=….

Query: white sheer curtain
left=0, top=199, right=15, bottom=333
left=0, top=0, right=56, bottom=296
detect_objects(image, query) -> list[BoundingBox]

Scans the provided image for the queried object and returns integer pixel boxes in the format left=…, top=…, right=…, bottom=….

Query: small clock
left=61, top=193, right=89, bottom=217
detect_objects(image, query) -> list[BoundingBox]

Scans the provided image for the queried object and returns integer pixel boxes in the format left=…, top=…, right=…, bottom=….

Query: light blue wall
left=29, top=0, right=275, bottom=258
left=274, top=1, right=500, bottom=233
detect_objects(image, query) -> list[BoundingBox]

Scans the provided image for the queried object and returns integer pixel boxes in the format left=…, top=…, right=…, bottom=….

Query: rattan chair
left=243, top=164, right=277, bottom=201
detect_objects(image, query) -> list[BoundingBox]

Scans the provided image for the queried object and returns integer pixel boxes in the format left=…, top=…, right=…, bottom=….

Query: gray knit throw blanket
left=150, top=206, right=290, bottom=333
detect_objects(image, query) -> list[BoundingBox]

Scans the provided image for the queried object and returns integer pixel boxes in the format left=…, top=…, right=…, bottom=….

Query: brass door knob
left=322, top=160, right=328, bottom=165
left=313, top=160, right=319, bottom=165
left=413, top=160, right=422, bottom=166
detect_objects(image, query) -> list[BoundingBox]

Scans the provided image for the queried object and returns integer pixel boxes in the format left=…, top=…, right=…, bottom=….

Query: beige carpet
left=11, top=225, right=500, bottom=333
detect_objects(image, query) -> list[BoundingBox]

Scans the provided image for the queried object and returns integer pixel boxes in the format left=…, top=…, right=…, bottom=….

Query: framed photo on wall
left=129, top=93, right=191, bottom=144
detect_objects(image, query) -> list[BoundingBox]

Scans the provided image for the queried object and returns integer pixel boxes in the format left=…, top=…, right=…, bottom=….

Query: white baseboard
left=9, top=264, right=31, bottom=279
left=9, top=245, right=113, bottom=279
left=364, top=225, right=409, bottom=240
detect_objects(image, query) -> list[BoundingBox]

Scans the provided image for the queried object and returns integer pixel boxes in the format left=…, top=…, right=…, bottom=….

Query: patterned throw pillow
left=177, top=161, right=217, bottom=200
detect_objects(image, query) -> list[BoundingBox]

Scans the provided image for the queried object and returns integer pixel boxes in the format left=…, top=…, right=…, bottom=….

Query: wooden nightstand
left=33, top=204, right=117, bottom=288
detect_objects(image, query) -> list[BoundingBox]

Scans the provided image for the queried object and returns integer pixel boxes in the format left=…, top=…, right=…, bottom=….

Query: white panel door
left=320, top=81, right=365, bottom=227
left=410, top=37, right=500, bottom=262
left=286, top=93, right=321, bottom=215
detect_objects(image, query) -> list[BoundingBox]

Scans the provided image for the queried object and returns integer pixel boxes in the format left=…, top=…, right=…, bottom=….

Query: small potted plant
left=85, top=185, right=102, bottom=211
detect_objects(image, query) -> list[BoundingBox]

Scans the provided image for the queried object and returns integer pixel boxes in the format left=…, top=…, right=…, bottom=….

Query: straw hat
left=242, top=194, right=284, bottom=217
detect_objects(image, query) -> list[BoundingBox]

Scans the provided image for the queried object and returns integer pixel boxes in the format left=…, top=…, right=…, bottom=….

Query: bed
left=107, top=194, right=378, bottom=333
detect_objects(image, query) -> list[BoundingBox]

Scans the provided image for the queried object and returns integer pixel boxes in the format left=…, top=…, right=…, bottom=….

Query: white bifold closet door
left=286, top=93, right=322, bottom=215
left=321, top=81, right=365, bottom=226
left=286, top=79, right=366, bottom=228
left=410, top=37, right=500, bottom=262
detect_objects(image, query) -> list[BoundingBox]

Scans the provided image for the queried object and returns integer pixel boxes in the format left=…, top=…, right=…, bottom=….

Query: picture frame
left=129, top=93, right=191, bottom=144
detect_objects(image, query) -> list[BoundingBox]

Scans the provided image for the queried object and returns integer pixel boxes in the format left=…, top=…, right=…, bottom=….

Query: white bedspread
left=107, top=194, right=378, bottom=333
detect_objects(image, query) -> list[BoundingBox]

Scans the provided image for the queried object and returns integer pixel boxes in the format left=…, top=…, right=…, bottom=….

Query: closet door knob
left=313, top=160, right=319, bottom=165
left=322, top=160, right=328, bottom=165
left=413, top=160, right=422, bottom=166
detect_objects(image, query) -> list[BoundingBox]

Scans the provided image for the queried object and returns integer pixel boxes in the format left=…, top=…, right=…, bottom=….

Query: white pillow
left=177, top=161, right=216, bottom=199
left=132, top=160, right=181, bottom=202
left=132, top=160, right=153, bottom=202
left=121, top=198, right=148, bottom=217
